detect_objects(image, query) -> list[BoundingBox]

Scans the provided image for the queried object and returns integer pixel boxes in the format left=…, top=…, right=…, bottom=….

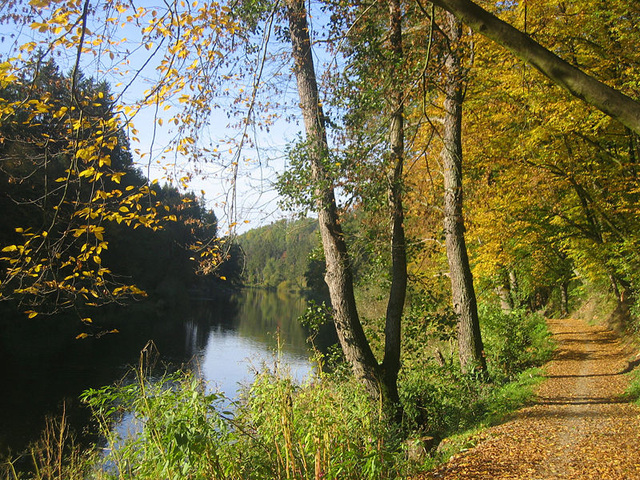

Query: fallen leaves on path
left=418, top=317, right=640, bottom=479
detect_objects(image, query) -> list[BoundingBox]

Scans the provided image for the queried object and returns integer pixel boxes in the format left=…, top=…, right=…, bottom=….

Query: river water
left=0, top=289, right=329, bottom=456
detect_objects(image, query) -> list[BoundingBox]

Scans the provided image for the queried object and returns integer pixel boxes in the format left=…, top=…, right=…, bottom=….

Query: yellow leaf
left=220, top=276, right=226, bottom=281
left=82, top=317, right=92, bottom=324
left=26, top=310, right=38, bottom=318
left=76, top=333, right=90, bottom=340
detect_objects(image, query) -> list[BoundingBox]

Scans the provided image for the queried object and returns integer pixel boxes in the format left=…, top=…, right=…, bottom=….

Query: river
left=0, top=289, right=331, bottom=456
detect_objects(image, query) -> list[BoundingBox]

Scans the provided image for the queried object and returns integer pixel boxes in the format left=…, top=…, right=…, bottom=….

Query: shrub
left=480, top=305, right=554, bottom=382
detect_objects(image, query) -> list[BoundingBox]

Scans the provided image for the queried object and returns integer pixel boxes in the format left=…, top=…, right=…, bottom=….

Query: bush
left=398, top=303, right=553, bottom=447
left=399, top=365, right=483, bottom=439
left=480, top=305, right=554, bottom=382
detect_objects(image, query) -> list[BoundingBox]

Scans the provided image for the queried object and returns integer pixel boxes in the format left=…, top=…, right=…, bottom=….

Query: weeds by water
left=2, top=406, right=95, bottom=480
left=3, top=306, right=553, bottom=479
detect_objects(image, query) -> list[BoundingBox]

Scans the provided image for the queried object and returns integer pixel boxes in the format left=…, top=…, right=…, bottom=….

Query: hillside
left=237, top=217, right=322, bottom=291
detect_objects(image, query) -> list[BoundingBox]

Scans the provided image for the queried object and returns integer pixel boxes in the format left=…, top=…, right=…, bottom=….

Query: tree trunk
left=441, top=12, right=486, bottom=373
left=428, top=0, right=640, bottom=135
left=508, top=269, right=519, bottom=307
left=381, top=0, right=407, bottom=406
left=496, top=284, right=513, bottom=314
left=560, top=282, right=569, bottom=317
left=285, top=0, right=382, bottom=397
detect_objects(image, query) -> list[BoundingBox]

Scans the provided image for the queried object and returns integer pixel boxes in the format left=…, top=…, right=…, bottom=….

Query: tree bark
left=496, top=284, right=513, bottom=314
left=285, top=0, right=382, bottom=397
left=382, top=0, right=407, bottom=406
left=560, top=282, right=569, bottom=317
left=441, top=12, right=486, bottom=373
left=428, top=0, right=640, bottom=135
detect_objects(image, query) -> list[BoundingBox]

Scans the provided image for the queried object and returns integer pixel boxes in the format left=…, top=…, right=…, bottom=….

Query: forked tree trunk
left=441, top=12, right=486, bottom=373
left=382, top=0, right=407, bottom=406
left=285, top=0, right=382, bottom=397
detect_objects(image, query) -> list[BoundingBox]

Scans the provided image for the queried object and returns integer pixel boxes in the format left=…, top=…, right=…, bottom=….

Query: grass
left=3, top=305, right=555, bottom=479
left=626, top=368, right=640, bottom=403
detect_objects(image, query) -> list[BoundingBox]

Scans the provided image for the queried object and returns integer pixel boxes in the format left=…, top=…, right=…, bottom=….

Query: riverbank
left=2, top=305, right=554, bottom=479
left=0, top=289, right=314, bottom=459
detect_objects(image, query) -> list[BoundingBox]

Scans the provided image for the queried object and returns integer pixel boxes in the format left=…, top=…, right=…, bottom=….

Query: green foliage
left=480, top=305, right=555, bottom=382
left=399, top=362, right=545, bottom=442
left=298, top=299, right=332, bottom=333
left=82, top=371, right=231, bottom=480
left=399, top=364, right=483, bottom=438
left=399, top=304, right=553, bottom=440
left=626, top=369, right=640, bottom=404
left=78, top=362, right=405, bottom=479
left=237, top=217, right=320, bottom=290
left=232, top=366, right=403, bottom=479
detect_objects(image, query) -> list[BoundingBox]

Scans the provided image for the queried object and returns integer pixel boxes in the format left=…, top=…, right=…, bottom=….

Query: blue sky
left=0, top=0, right=339, bottom=234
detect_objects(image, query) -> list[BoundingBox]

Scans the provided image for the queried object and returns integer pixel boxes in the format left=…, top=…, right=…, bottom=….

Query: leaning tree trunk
left=428, top=0, right=640, bottom=135
left=381, top=0, right=407, bottom=406
left=441, top=12, right=486, bottom=373
left=286, top=0, right=382, bottom=397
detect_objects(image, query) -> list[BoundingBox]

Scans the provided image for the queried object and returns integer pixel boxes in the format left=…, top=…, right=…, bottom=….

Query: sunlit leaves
left=458, top=0, right=640, bottom=301
left=0, top=0, right=259, bottom=314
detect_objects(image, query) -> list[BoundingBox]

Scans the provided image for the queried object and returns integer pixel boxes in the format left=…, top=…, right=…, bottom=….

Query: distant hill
left=237, top=217, right=322, bottom=292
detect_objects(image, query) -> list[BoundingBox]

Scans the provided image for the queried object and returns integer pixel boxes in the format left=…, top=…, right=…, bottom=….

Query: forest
left=1, top=0, right=640, bottom=478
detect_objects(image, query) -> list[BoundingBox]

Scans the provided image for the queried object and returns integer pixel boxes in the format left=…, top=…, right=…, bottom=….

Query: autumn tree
left=437, top=11, right=486, bottom=372
left=426, top=0, right=640, bottom=134
left=461, top=0, right=640, bottom=315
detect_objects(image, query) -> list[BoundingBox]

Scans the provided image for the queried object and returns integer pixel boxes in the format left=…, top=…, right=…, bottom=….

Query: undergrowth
left=626, top=369, right=640, bottom=404
left=2, top=305, right=554, bottom=479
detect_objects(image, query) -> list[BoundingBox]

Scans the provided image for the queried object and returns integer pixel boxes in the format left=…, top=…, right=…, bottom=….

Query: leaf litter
left=418, top=317, right=640, bottom=479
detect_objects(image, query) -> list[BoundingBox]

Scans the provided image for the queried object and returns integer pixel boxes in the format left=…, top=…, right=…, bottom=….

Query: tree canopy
left=2, top=0, right=640, bottom=402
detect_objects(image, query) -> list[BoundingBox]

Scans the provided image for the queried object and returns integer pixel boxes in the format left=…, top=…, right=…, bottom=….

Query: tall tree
left=284, top=0, right=411, bottom=404
left=440, top=12, right=486, bottom=372
left=382, top=0, right=408, bottom=405
left=285, top=0, right=383, bottom=398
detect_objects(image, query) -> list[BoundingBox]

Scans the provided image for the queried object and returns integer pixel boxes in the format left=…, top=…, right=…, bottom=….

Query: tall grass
left=77, top=360, right=403, bottom=480
left=2, top=406, right=95, bottom=480
left=4, top=305, right=554, bottom=479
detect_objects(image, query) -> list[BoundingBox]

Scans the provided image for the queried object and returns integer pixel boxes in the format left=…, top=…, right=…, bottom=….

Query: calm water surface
left=0, top=289, right=327, bottom=456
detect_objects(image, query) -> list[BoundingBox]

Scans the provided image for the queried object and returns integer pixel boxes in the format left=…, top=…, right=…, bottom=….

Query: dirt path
left=421, top=317, right=640, bottom=479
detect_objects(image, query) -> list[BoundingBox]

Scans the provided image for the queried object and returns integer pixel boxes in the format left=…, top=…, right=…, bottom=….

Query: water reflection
left=0, top=289, right=327, bottom=456
left=196, top=290, right=313, bottom=397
